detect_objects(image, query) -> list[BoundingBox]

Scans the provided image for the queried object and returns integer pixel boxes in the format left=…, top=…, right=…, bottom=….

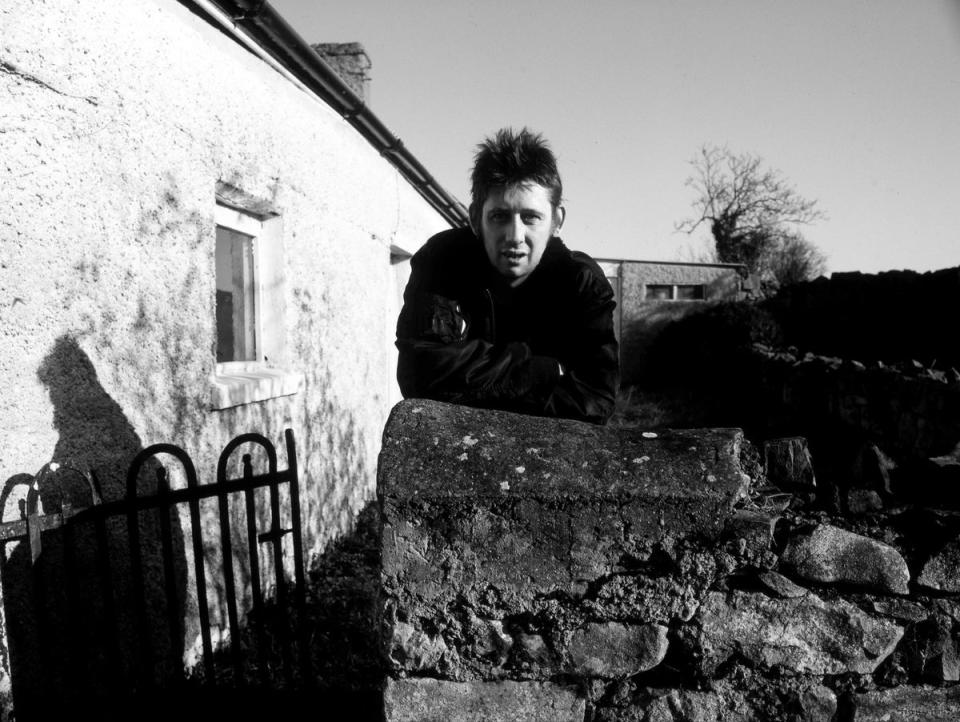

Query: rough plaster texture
left=0, top=0, right=449, bottom=711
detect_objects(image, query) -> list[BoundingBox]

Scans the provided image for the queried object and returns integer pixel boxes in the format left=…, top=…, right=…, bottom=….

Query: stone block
left=893, top=611, right=960, bottom=682
left=780, top=523, right=910, bottom=594
left=383, top=678, right=585, bottom=722
left=596, top=681, right=836, bottom=722
left=847, top=488, right=884, bottom=514
left=380, top=399, right=752, bottom=612
left=726, top=509, right=779, bottom=561
left=851, top=442, right=896, bottom=495
left=388, top=621, right=449, bottom=671
left=620, top=688, right=722, bottom=721
left=511, top=632, right=556, bottom=675
left=799, top=684, right=838, bottom=721
left=763, top=437, right=816, bottom=490
left=567, top=622, right=668, bottom=678
left=853, top=685, right=960, bottom=721
left=757, top=570, right=807, bottom=598
left=692, top=590, right=903, bottom=675
left=918, top=537, right=960, bottom=592
left=379, top=399, right=753, bottom=679
left=870, top=598, right=928, bottom=623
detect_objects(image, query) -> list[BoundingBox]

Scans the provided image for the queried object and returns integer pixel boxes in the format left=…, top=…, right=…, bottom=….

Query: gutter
left=184, top=0, right=469, bottom=228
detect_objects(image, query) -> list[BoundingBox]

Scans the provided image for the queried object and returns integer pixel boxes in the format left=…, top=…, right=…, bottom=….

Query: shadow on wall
left=226, top=499, right=385, bottom=719
left=291, top=286, right=372, bottom=560
left=304, top=499, right=382, bottom=703
left=67, top=175, right=209, bottom=447
left=0, top=336, right=187, bottom=718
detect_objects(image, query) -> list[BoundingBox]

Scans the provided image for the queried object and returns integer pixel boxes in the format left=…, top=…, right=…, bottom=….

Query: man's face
left=475, top=183, right=563, bottom=287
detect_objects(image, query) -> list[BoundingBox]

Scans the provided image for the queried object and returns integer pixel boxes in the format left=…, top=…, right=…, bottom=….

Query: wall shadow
left=162, top=500, right=385, bottom=721
left=0, top=335, right=187, bottom=718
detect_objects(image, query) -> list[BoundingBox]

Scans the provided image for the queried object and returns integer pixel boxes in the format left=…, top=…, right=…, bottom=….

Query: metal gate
left=0, top=429, right=312, bottom=717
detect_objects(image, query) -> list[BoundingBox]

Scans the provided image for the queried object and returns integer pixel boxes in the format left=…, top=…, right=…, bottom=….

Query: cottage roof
left=193, top=0, right=468, bottom=228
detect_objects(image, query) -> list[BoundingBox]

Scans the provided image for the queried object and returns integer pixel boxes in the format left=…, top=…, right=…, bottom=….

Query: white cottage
left=1, top=0, right=464, bottom=711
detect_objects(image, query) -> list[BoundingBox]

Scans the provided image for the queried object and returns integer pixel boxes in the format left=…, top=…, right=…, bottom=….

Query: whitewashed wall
left=0, top=0, right=449, bottom=704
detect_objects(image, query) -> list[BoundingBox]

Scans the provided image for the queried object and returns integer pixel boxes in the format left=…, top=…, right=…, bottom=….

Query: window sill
left=210, top=363, right=304, bottom=410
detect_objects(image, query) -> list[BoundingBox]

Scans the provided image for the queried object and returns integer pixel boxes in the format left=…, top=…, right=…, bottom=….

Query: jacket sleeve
left=395, top=284, right=560, bottom=409
left=538, top=268, right=620, bottom=425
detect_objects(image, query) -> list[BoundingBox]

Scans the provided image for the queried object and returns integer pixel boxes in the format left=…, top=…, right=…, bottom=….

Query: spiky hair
left=469, top=127, right=563, bottom=219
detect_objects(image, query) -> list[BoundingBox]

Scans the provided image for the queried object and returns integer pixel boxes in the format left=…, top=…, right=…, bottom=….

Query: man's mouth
left=502, top=250, right=526, bottom=262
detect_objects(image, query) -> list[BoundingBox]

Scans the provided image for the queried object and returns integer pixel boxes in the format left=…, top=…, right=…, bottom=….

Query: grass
left=608, top=385, right=717, bottom=430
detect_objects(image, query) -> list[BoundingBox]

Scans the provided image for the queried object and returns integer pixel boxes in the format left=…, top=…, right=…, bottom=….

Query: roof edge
left=594, top=257, right=749, bottom=270
left=186, top=0, right=469, bottom=227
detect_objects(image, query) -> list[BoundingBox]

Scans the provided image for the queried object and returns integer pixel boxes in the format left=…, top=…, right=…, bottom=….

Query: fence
left=0, top=429, right=311, bottom=717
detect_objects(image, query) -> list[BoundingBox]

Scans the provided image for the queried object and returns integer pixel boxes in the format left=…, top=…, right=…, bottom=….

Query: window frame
left=215, top=206, right=262, bottom=364
left=644, top=283, right=706, bottom=301
left=210, top=201, right=302, bottom=410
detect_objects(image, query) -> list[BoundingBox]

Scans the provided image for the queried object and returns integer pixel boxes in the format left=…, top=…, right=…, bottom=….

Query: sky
left=270, top=0, right=960, bottom=275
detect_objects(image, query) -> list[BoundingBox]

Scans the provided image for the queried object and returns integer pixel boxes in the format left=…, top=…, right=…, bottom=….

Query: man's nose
left=506, top=216, right=525, bottom=244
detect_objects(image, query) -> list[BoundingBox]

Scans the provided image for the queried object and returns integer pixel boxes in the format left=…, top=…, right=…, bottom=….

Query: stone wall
left=378, top=399, right=960, bottom=721
left=756, top=347, right=960, bottom=462
left=765, top=266, right=960, bottom=369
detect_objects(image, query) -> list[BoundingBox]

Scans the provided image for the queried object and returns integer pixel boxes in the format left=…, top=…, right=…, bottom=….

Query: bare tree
left=676, top=145, right=827, bottom=284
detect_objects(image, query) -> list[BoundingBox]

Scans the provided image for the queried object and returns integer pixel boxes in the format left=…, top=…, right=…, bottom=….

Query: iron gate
left=0, top=429, right=312, bottom=716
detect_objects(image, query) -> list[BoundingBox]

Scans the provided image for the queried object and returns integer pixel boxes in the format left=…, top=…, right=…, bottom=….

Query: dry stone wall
left=377, top=399, right=960, bottom=721
left=750, top=346, right=960, bottom=522
left=765, top=267, right=960, bottom=370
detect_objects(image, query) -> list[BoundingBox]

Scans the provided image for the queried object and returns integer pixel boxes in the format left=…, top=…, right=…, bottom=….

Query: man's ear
left=553, top=205, right=566, bottom=234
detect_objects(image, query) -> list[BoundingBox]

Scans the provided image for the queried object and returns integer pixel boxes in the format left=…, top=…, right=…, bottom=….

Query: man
left=395, top=127, right=619, bottom=424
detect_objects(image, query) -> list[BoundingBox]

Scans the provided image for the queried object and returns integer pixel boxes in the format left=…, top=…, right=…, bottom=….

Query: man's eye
left=489, top=212, right=507, bottom=223
left=522, top=214, right=542, bottom=224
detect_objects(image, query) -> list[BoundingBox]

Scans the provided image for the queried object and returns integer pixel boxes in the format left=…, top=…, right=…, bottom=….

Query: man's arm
left=537, top=266, right=619, bottom=424
left=396, top=288, right=560, bottom=408
left=396, top=252, right=619, bottom=423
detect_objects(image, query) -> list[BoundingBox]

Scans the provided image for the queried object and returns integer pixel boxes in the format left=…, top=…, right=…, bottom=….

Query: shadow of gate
left=0, top=430, right=311, bottom=719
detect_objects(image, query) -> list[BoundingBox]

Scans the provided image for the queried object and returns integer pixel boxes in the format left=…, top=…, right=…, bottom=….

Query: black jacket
left=396, top=227, right=619, bottom=424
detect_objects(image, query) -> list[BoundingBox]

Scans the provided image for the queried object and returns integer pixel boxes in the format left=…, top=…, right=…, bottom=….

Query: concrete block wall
left=616, top=262, right=744, bottom=386
left=378, top=399, right=960, bottom=721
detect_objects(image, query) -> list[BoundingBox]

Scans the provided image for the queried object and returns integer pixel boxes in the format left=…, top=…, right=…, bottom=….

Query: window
left=216, top=223, right=258, bottom=362
left=645, top=285, right=674, bottom=301
left=211, top=200, right=302, bottom=410
left=675, top=284, right=705, bottom=300
left=644, top=284, right=706, bottom=301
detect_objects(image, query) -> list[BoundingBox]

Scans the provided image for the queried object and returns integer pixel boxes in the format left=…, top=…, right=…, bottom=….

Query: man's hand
left=417, top=293, right=469, bottom=344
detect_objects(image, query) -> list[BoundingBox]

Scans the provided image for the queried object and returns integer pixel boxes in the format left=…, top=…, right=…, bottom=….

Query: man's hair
left=469, top=127, right=563, bottom=221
